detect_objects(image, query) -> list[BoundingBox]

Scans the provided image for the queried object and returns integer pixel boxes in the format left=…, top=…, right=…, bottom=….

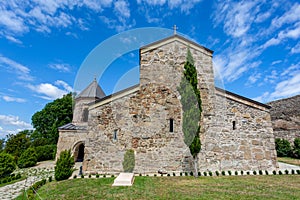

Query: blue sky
left=0, top=0, right=300, bottom=138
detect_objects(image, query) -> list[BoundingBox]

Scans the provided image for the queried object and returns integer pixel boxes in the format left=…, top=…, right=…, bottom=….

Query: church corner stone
left=56, top=35, right=278, bottom=174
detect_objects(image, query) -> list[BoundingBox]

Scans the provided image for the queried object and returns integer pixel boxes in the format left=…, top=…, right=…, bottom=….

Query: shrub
left=221, top=171, right=225, bottom=176
left=228, top=171, right=232, bottom=176
left=18, top=148, right=37, bottom=168
left=180, top=172, right=182, bottom=176
left=111, top=175, right=115, bottom=178
left=154, top=174, right=157, bottom=177
left=88, top=174, right=91, bottom=178
left=35, top=145, right=57, bottom=161
left=0, top=152, right=16, bottom=178
left=96, top=174, right=99, bottom=178
left=235, top=171, right=238, bottom=176
left=198, top=172, right=201, bottom=176
left=173, top=172, right=176, bottom=176
left=49, top=176, right=52, bottom=182
left=215, top=171, right=219, bottom=176
left=241, top=171, right=244, bottom=175
left=296, top=170, right=300, bottom=174
left=291, top=169, right=295, bottom=175
left=190, top=171, right=193, bottom=176
left=81, top=174, right=84, bottom=178
left=253, top=171, right=257, bottom=175
left=265, top=170, right=269, bottom=175
left=73, top=175, right=77, bottom=179
left=185, top=172, right=188, bottom=176
left=247, top=171, right=250, bottom=175
left=54, top=150, right=74, bottom=181
left=293, top=138, right=300, bottom=158
left=279, top=170, right=283, bottom=175
left=139, top=173, right=142, bottom=176
left=122, top=149, right=135, bottom=172
left=285, top=169, right=289, bottom=175
left=16, top=173, right=21, bottom=179
left=273, top=170, right=276, bottom=175
left=259, top=170, right=263, bottom=175
left=275, top=138, right=292, bottom=157
left=209, top=171, right=213, bottom=176
left=203, top=172, right=207, bottom=176
left=167, top=174, right=170, bottom=176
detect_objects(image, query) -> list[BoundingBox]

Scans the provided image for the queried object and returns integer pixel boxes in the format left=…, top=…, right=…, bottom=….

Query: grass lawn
left=277, top=157, right=300, bottom=166
left=16, top=175, right=300, bottom=200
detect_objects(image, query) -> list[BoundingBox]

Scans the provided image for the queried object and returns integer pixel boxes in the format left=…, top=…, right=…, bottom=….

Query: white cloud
left=5, top=35, right=22, bottom=44
left=271, top=3, right=300, bottom=29
left=0, top=0, right=115, bottom=40
left=280, top=63, right=300, bottom=76
left=0, top=114, right=32, bottom=128
left=55, top=80, right=73, bottom=92
left=264, top=70, right=278, bottom=84
left=271, top=60, right=282, bottom=65
left=137, top=0, right=202, bottom=14
left=2, top=96, right=26, bottom=103
left=48, top=63, right=71, bottom=72
left=27, top=80, right=72, bottom=100
left=114, top=0, right=130, bottom=19
left=256, top=62, right=300, bottom=102
left=212, top=0, right=260, bottom=37
left=291, top=42, right=300, bottom=54
left=0, top=55, right=33, bottom=81
left=246, top=72, right=261, bottom=85
left=270, top=73, right=300, bottom=100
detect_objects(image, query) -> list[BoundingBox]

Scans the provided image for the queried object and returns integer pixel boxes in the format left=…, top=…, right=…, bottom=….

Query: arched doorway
left=77, top=143, right=84, bottom=162
left=73, top=142, right=85, bottom=162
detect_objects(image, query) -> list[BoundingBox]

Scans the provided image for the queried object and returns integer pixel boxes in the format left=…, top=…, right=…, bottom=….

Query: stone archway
left=73, top=142, right=85, bottom=162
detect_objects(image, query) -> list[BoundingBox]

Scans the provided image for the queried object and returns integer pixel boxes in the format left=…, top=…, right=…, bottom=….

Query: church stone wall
left=60, top=36, right=278, bottom=174
left=56, top=130, right=87, bottom=161
left=197, top=93, right=278, bottom=172
left=84, top=84, right=191, bottom=174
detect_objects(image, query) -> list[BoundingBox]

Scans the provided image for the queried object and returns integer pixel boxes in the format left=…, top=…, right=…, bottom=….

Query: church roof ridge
left=140, top=34, right=214, bottom=54
left=76, top=78, right=106, bottom=99
left=215, top=87, right=271, bottom=109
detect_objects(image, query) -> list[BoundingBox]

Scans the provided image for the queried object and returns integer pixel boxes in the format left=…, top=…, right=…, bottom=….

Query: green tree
left=31, top=93, right=73, bottom=145
left=35, top=145, right=57, bottom=161
left=122, top=149, right=135, bottom=172
left=293, top=138, right=300, bottom=158
left=275, top=138, right=292, bottom=157
left=4, top=130, right=31, bottom=160
left=17, top=147, right=37, bottom=168
left=0, top=152, right=16, bottom=178
left=178, top=48, right=201, bottom=177
left=0, top=138, right=4, bottom=152
left=55, top=150, right=74, bottom=181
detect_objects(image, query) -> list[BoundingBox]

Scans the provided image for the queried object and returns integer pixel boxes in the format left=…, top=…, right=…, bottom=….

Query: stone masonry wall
left=56, top=130, right=87, bottom=161
left=78, top=36, right=278, bottom=174
left=84, top=84, right=190, bottom=174
left=198, top=93, right=278, bottom=171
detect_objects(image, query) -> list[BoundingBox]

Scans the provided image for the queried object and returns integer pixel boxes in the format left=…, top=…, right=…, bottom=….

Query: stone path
left=0, top=161, right=55, bottom=200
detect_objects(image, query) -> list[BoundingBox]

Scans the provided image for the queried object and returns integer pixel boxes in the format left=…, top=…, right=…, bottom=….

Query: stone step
left=112, top=173, right=134, bottom=186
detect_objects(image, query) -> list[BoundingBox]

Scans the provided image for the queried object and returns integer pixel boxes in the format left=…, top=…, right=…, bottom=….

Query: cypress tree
left=178, top=47, right=201, bottom=177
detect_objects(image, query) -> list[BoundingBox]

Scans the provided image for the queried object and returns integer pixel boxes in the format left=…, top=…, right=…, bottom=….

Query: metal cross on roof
left=173, top=25, right=178, bottom=35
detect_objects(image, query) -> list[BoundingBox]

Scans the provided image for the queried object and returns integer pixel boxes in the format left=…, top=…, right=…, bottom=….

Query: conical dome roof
left=76, top=78, right=105, bottom=99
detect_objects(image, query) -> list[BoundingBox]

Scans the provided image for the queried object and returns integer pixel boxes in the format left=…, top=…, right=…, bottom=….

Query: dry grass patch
left=277, top=157, right=300, bottom=166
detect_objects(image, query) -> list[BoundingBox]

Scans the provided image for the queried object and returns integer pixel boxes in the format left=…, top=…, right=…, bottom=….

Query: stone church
left=56, top=34, right=278, bottom=174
